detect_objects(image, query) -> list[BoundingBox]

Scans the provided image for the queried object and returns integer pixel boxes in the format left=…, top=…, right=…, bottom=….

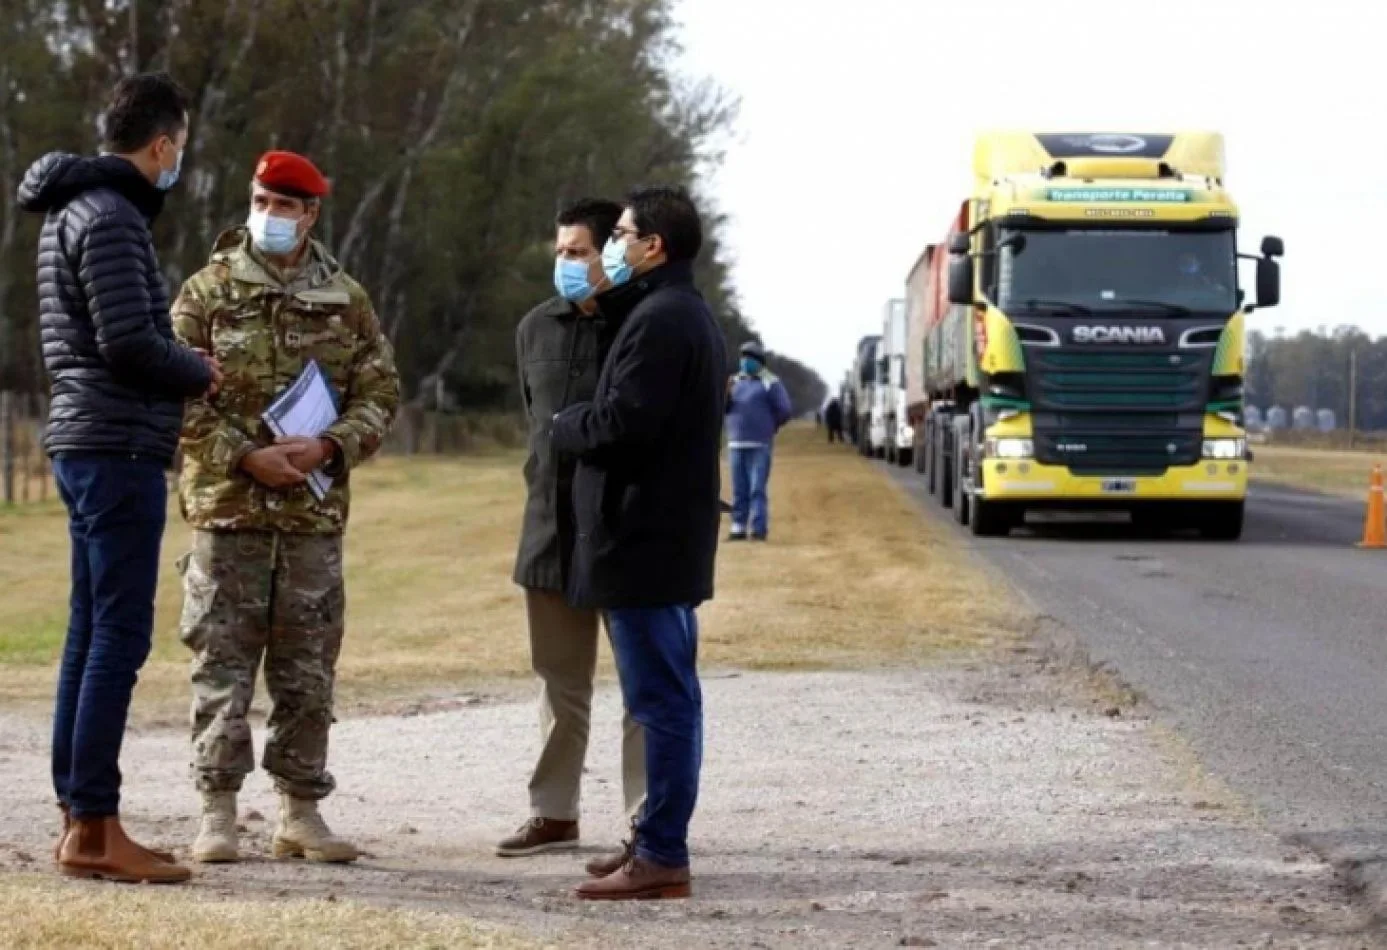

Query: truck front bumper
left=978, top=458, right=1248, bottom=502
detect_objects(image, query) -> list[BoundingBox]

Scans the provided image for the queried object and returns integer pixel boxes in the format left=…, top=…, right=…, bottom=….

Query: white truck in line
left=880, top=297, right=913, bottom=466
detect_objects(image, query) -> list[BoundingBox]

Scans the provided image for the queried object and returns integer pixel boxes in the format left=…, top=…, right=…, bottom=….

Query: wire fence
left=0, top=391, right=53, bottom=506
left=0, top=392, right=525, bottom=506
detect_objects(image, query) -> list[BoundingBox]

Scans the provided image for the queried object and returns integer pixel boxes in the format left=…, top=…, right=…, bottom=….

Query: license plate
left=1101, top=478, right=1137, bottom=493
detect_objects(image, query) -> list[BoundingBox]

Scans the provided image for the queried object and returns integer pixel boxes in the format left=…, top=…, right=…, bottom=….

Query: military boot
left=191, top=791, right=239, bottom=863
left=272, top=794, right=359, bottom=863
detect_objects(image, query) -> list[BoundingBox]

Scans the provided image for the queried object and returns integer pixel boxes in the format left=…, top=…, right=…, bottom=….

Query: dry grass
left=0, top=426, right=1024, bottom=719
left=702, top=430, right=1025, bottom=668
left=1252, top=444, right=1387, bottom=498
left=0, top=874, right=545, bottom=950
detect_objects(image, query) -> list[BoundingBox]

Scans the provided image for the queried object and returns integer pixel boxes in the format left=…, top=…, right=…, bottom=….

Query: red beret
left=253, top=150, right=330, bottom=199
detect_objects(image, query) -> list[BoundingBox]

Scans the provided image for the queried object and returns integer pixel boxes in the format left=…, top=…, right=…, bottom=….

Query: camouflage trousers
left=177, top=530, right=346, bottom=801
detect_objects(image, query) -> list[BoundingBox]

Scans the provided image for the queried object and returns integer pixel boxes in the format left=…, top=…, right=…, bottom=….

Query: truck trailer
left=849, top=334, right=882, bottom=456
left=880, top=298, right=913, bottom=466
left=912, top=130, right=1282, bottom=539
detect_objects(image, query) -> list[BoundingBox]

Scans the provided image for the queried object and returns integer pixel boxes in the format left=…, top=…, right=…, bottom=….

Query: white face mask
left=247, top=208, right=301, bottom=255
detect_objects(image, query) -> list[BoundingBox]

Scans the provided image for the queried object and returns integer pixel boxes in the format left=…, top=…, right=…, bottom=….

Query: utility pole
left=1349, top=349, right=1358, bottom=449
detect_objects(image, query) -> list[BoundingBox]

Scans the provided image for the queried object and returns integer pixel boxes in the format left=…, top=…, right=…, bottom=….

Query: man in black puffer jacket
left=16, top=72, right=216, bottom=886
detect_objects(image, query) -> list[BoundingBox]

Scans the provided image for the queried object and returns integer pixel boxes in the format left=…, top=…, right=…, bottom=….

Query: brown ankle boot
left=575, top=856, right=691, bottom=900
left=55, top=804, right=175, bottom=865
left=585, top=833, right=635, bottom=877
left=59, top=816, right=191, bottom=884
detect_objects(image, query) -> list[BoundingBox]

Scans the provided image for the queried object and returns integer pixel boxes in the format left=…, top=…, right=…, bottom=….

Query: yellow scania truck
left=910, top=131, right=1283, bottom=539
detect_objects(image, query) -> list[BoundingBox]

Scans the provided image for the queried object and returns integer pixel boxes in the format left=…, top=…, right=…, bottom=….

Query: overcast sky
left=673, top=0, right=1382, bottom=386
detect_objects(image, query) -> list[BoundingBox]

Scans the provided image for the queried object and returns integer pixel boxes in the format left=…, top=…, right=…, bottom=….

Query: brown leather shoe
left=575, top=857, right=691, bottom=900
left=59, top=816, right=192, bottom=884
left=495, top=818, right=579, bottom=857
left=585, top=832, right=635, bottom=877
left=55, top=804, right=175, bottom=865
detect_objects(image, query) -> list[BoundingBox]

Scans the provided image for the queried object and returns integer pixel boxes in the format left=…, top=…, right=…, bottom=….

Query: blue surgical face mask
left=248, top=209, right=301, bottom=256
left=554, top=257, right=594, bottom=302
left=156, top=145, right=183, bottom=191
left=601, top=235, right=650, bottom=287
left=740, top=357, right=761, bottom=376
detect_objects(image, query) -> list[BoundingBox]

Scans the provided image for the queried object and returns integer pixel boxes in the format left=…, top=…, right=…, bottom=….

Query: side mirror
left=1255, top=256, right=1280, bottom=309
left=948, top=233, right=970, bottom=255
left=1261, top=235, right=1284, bottom=258
left=948, top=256, right=974, bottom=306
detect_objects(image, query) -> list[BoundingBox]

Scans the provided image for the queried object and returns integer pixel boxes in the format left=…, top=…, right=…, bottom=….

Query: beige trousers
left=525, top=588, right=646, bottom=822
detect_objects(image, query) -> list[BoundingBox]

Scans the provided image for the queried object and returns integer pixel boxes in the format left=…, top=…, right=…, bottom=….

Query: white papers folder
left=261, top=360, right=339, bottom=501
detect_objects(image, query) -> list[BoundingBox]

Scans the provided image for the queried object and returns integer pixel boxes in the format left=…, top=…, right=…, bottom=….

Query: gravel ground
left=0, top=651, right=1377, bottom=949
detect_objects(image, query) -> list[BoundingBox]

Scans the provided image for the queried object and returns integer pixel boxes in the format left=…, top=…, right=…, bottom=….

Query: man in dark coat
left=498, top=198, right=646, bottom=867
left=825, top=397, right=844, bottom=443
left=17, top=72, right=219, bottom=884
left=552, top=185, right=726, bottom=900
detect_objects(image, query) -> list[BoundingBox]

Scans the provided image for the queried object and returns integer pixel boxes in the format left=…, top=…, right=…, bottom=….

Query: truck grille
left=1027, top=350, right=1209, bottom=475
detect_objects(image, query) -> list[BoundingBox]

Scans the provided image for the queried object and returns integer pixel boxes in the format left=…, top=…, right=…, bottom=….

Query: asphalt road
left=890, top=465, right=1387, bottom=846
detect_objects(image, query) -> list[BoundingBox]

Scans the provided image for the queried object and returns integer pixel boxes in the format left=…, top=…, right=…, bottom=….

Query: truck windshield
left=997, top=229, right=1237, bottom=315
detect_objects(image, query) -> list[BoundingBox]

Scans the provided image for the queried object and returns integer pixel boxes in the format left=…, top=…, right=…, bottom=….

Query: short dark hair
left=555, top=197, right=622, bottom=250
left=627, top=185, right=702, bottom=263
left=102, top=72, right=191, bottom=153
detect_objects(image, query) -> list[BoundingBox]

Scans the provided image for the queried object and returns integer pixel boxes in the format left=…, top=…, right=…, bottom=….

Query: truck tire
left=970, top=498, right=1014, bottom=537
left=952, top=417, right=970, bottom=526
left=1199, top=501, right=1245, bottom=541
left=899, top=447, right=913, bottom=468
left=937, top=420, right=953, bottom=509
left=923, top=417, right=937, bottom=494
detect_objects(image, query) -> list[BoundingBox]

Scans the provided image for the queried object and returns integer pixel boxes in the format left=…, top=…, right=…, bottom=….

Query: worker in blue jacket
left=724, top=341, right=793, bottom=541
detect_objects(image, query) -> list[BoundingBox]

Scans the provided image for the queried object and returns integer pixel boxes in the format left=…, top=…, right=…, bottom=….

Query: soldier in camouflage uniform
left=170, top=150, right=400, bottom=864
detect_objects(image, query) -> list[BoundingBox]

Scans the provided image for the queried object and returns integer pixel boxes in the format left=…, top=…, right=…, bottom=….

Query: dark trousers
left=51, top=454, right=167, bottom=819
left=606, top=605, right=703, bottom=868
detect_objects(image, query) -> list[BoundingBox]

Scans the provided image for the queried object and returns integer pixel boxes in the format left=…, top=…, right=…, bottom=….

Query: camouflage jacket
left=172, top=227, right=400, bottom=534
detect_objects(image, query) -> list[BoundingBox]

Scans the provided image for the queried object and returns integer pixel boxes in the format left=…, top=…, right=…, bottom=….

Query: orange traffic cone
left=1360, top=464, right=1386, bottom=549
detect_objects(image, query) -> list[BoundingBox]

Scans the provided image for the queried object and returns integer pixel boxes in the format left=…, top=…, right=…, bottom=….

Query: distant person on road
left=824, top=397, right=844, bottom=443
left=725, top=340, right=792, bottom=541
left=499, top=197, right=646, bottom=869
left=552, top=185, right=726, bottom=900
left=171, top=150, right=400, bottom=866
left=19, top=72, right=218, bottom=885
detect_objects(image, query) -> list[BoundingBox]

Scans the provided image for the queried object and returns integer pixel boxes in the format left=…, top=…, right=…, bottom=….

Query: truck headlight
left=1201, top=438, right=1246, bottom=460
left=985, top=437, right=1033, bottom=459
left=900, top=425, right=914, bottom=442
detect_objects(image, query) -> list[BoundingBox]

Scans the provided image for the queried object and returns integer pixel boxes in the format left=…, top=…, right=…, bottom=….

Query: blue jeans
left=51, top=454, right=167, bottom=819
left=606, top=606, right=702, bottom=868
left=730, top=445, right=772, bottom=537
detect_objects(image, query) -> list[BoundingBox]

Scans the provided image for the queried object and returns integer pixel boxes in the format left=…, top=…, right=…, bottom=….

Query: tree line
left=0, top=0, right=826, bottom=416
left=1247, top=327, right=1387, bottom=431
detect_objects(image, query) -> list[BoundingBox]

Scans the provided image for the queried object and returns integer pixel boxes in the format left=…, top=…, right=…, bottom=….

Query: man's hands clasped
left=239, top=436, right=336, bottom=489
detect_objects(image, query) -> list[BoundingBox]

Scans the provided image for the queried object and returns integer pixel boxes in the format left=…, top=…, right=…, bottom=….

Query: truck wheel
left=1199, top=501, right=1245, bottom=541
left=924, top=419, right=937, bottom=494
left=937, top=423, right=953, bottom=509
left=970, top=498, right=1013, bottom=537
left=952, top=418, right=970, bottom=526
left=899, top=447, right=913, bottom=469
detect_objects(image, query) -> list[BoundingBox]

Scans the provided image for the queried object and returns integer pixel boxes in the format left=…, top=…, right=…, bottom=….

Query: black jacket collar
left=18, top=152, right=166, bottom=223
left=595, top=259, right=695, bottom=322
